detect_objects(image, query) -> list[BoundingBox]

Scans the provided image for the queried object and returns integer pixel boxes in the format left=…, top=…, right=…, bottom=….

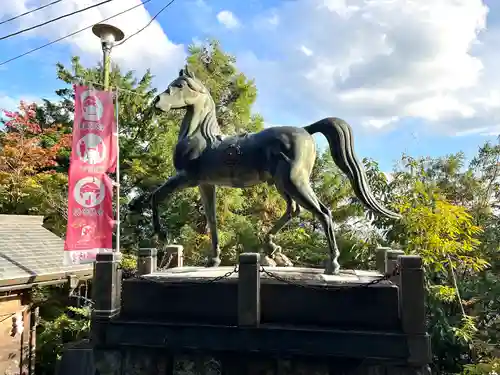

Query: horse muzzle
left=152, top=95, right=160, bottom=107
left=152, top=95, right=171, bottom=113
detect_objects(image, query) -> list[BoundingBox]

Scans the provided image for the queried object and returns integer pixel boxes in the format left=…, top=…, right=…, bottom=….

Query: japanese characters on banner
left=64, top=86, right=117, bottom=265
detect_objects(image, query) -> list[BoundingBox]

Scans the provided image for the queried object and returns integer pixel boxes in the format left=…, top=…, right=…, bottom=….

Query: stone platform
left=59, top=249, right=431, bottom=375
left=143, top=265, right=388, bottom=285
left=121, top=264, right=400, bottom=331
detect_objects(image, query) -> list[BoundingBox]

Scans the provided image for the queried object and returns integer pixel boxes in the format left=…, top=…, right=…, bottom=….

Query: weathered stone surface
left=117, top=354, right=432, bottom=375
left=58, top=345, right=432, bottom=375
left=56, top=340, right=95, bottom=375
left=123, top=349, right=167, bottom=375
left=94, top=349, right=121, bottom=375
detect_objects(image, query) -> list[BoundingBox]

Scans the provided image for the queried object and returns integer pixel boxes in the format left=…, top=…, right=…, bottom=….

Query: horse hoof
left=324, top=261, right=340, bottom=275
left=206, top=256, right=221, bottom=268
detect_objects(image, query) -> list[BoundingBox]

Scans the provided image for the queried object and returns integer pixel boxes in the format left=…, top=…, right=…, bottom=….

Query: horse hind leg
left=276, top=162, right=340, bottom=274
left=263, top=192, right=300, bottom=266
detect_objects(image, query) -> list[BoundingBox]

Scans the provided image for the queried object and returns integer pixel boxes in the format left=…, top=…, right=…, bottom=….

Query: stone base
left=121, top=266, right=400, bottom=330
left=58, top=344, right=431, bottom=375
left=56, top=340, right=95, bottom=375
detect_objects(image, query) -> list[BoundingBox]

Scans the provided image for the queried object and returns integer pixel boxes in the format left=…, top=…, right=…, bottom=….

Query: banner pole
left=115, top=89, right=121, bottom=253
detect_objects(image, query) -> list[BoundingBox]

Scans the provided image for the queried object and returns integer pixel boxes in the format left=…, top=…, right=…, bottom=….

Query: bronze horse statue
left=129, top=66, right=400, bottom=274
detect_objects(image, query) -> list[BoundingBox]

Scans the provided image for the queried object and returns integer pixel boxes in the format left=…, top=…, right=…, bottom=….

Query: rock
left=261, top=256, right=277, bottom=267
left=273, top=253, right=294, bottom=267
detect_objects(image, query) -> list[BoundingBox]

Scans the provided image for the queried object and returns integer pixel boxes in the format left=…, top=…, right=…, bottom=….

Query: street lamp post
left=92, top=23, right=124, bottom=254
left=92, top=23, right=124, bottom=90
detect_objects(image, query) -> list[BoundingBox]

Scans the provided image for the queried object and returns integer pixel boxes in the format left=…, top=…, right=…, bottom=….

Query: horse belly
left=231, top=169, right=264, bottom=188
left=201, top=168, right=263, bottom=188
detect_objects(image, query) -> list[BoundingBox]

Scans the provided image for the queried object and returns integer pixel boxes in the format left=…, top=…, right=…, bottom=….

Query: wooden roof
left=0, top=215, right=93, bottom=289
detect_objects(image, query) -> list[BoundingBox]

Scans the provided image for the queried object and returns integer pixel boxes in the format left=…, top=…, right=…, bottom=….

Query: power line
left=0, top=0, right=153, bottom=67
left=115, top=0, right=176, bottom=47
left=0, top=0, right=63, bottom=26
left=0, top=0, right=115, bottom=42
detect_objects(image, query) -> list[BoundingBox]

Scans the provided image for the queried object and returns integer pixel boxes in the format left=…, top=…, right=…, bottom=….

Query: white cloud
left=0, top=95, right=19, bottom=111
left=253, top=10, right=280, bottom=30
left=0, top=94, right=48, bottom=111
left=362, top=116, right=399, bottom=129
left=216, top=10, right=240, bottom=29
left=3, top=0, right=500, bottom=139
left=235, top=0, right=500, bottom=135
left=300, top=45, right=313, bottom=56
left=0, top=0, right=186, bottom=88
left=266, top=14, right=279, bottom=27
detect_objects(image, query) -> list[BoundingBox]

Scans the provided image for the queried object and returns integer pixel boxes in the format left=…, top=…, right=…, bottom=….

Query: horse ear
left=185, top=65, right=195, bottom=79
left=178, top=68, right=184, bottom=77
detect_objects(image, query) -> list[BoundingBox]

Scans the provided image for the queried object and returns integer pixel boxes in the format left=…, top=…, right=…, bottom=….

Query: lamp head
left=92, top=23, right=124, bottom=45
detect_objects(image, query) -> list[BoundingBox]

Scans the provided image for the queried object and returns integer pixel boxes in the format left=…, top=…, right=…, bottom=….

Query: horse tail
left=304, top=117, right=401, bottom=220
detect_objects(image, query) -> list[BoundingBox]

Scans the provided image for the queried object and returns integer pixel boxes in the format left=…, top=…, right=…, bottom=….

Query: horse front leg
left=149, top=172, right=194, bottom=243
left=199, top=184, right=221, bottom=267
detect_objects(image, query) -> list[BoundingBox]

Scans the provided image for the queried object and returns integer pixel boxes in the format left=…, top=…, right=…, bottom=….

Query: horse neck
left=178, top=98, right=221, bottom=144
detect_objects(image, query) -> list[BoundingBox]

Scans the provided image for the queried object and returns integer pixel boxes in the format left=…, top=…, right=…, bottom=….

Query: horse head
left=153, top=65, right=209, bottom=113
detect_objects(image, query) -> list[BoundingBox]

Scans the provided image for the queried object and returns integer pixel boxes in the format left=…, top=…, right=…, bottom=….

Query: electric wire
left=115, top=0, right=176, bottom=47
left=0, top=0, right=153, bottom=67
left=0, top=0, right=63, bottom=26
left=0, top=0, right=114, bottom=42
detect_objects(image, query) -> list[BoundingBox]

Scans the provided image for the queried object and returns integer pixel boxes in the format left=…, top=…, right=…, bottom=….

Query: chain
left=158, top=252, right=174, bottom=270
left=139, top=264, right=400, bottom=290
left=69, top=293, right=95, bottom=307
left=259, top=264, right=400, bottom=291
left=140, top=264, right=239, bottom=285
left=202, top=265, right=239, bottom=284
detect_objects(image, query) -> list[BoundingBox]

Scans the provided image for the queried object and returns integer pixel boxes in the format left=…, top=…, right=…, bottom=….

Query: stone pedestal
left=137, top=248, right=157, bottom=276
left=91, top=252, right=122, bottom=345
left=58, top=248, right=431, bottom=375
left=238, top=252, right=261, bottom=327
left=164, top=244, right=184, bottom=268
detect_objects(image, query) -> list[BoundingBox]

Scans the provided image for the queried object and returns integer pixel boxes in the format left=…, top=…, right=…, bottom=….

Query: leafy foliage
left=30, top=285, right=90, bottom=375
left=0, top=101, right=71, bottom=235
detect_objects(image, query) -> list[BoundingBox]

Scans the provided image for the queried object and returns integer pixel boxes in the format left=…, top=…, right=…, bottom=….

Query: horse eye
left=176, top=81, right=186, bottom=88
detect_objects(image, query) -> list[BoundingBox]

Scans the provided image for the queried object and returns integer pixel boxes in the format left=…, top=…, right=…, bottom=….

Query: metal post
left=92, top=23, right=124, bottom=254
left=103, top=47, right=111, bottom=91
left=92, top=24, right=124, bottom=92
left=114, top=89, right=120, bottom=253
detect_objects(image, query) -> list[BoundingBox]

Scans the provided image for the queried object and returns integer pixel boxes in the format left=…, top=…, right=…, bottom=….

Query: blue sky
left=0, top=0, right=499, bottom=172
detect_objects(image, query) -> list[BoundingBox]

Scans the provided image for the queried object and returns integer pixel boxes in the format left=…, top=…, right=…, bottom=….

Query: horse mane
left=183, top=73, right=221, bottom=145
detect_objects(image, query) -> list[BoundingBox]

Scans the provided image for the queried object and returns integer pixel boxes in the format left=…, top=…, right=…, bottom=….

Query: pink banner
left=64, top=86, right=116, bottom=265
left=70, top=86, right=117, bottom=173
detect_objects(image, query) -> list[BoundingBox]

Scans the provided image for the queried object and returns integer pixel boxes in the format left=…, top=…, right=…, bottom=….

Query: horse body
left=129, top=66, right=401, bottom=275
left=175, top=126, right=316, bottom=188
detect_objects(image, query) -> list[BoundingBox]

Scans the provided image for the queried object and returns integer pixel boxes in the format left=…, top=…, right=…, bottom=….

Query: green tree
left=0, top=101, right=71, bottom=235
left=367, top=149, right=500, bottom=374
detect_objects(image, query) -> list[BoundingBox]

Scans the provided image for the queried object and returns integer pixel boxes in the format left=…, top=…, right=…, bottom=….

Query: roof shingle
left=0, top=215, right=92, bottom=286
